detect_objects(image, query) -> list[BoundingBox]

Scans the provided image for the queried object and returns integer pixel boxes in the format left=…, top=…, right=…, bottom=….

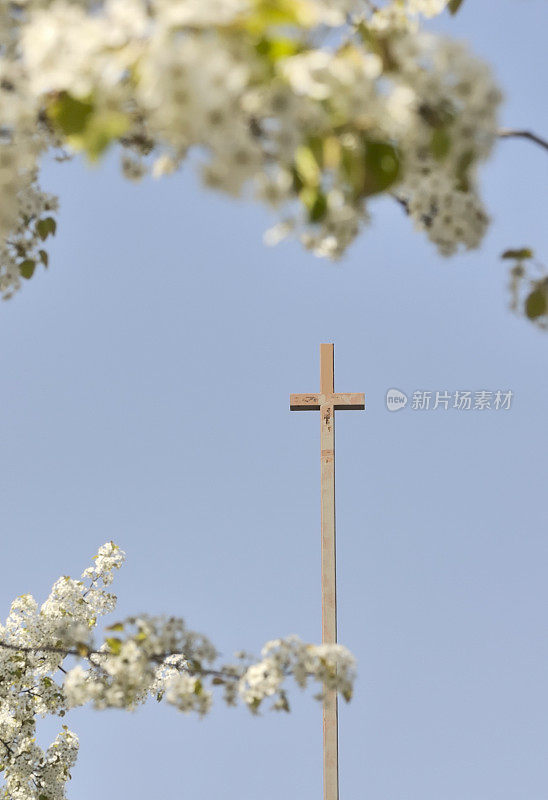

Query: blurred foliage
left=504, top=248, right=548, bottom=329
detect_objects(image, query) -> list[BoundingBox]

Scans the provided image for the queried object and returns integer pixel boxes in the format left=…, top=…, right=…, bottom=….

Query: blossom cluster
left=0, top=542, right=356, bottom=800
left=240, top=636, right=355, bottom=712
left=0, top=0, right=502, bottom=297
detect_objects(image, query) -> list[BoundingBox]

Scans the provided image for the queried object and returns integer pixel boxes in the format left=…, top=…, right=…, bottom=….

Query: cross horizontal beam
left=290, top=393, right=365, bottom=411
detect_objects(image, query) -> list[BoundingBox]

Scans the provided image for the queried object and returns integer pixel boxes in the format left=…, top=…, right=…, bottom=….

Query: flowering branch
left=0, top=542, right=356, bottom=800
left=0, top=636, right=342, bottom=690
left=0, top=0, right=507, bottom=299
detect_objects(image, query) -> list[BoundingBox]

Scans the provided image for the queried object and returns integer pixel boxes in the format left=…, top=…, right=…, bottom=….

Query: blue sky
left=1, top=2, right=548, bottom=798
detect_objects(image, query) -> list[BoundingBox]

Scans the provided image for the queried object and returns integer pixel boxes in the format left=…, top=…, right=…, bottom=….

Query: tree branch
left=0, top=639, right=241, bottom=682
left=0, top=738, right=14, bottom=756
left=498, top=128, right=548, bottom=152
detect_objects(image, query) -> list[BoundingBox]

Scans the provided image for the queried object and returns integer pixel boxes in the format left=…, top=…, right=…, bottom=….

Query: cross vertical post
left=320, top=343, right=338, bottom=800
left=290, top=344, right=365, bottom=800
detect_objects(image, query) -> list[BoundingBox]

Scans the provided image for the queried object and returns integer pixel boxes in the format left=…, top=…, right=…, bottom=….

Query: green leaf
left=430, top=128, right=451, bottom=161
left=79, top=110, right=130, bottom=161
left=47, top=92, right=129, bottom=161
left=106, top=637, right=122, bottom=655
left=42, top=677, right=53, bottom=687
left=362, top=139, right=401, bottom=196
left=194, top=679, right=203, bottom=696
left=300, top=187, right=327, bottom=222
left=36, top=217, right=57, bottom=241
left=307, top=136, right=324, bottom=167
left=525, top=288, right=547, bottom=319
left=38, top=249, right=49, bottom=267
left=255, top=36, right=300, bottom=61
left=294, top=144, right=320, bottom=186
left=19, top=260, right=36, bottom=280
left=501, top=248, right=534, bottom=260
left=291, top=165, right=304, bottom=194
left=249, top=697, right=261, bottom=712
left=243, top=0, right=317, bottom=35
left=48, top=93, right=94, bottom=136
left=455, top=149, right=474, bottom=192
left=323, top=136, right=341, bottom=169
left=448, top=0, right=464, bottom=14
left=106, top=622, right=124, bottom=632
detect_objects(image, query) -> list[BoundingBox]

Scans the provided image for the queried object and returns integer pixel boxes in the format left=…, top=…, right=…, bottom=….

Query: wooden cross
left=290, top=343, right=365, bottom=800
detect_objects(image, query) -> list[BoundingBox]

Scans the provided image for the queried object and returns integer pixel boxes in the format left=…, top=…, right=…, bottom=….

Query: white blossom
left=1, top=542, right=356, bottom=799
left=0, top=0, right=502, bottom=294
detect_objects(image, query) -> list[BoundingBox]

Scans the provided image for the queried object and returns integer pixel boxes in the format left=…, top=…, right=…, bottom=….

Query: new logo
left=386, top=388, right=408, bottom=411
